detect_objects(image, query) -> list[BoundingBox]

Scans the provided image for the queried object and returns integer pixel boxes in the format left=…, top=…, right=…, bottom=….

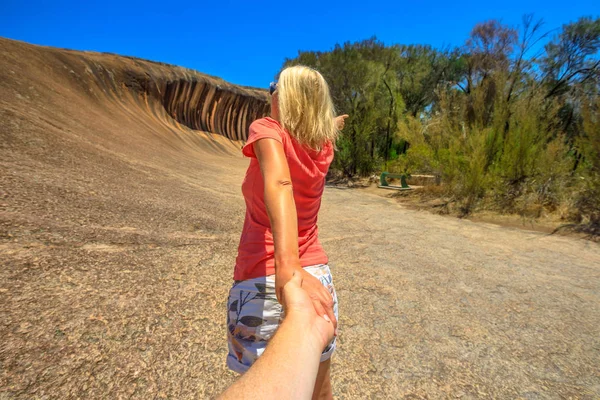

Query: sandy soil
left=321, top=186, right=600, bottom=398
left=1, top=38, right=599, bottom=399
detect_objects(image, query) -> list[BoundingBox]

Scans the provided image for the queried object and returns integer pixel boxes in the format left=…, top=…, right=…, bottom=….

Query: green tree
left=279, top=17, right=600, bottom=234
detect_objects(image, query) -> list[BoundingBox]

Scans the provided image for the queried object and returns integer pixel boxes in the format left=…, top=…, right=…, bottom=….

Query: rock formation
left=160, top=79, right=270, bottom=141
left=0, top=37, right=270, bottom=143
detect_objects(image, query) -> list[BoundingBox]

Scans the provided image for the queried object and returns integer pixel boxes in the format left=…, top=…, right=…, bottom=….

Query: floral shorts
left=226, top=264, right=338, bottom=374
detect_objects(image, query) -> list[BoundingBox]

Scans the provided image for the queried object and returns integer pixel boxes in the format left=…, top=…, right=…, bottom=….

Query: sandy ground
left=1, top=39, right=600, bottom=399
left=321, top=186, right=600, bottom=398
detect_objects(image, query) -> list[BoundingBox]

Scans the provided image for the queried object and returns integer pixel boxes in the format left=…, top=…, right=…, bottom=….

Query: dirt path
left=319, top=187, right=600, bottom=398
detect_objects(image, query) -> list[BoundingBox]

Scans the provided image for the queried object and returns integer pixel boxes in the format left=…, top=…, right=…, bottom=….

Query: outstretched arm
left=252, top=138, right=337, bottom=329
left=254, top=137, right=300, bottom=285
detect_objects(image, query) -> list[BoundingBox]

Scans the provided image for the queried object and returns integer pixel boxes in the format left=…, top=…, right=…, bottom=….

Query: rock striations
left=0, top=37, right=270, bottom=143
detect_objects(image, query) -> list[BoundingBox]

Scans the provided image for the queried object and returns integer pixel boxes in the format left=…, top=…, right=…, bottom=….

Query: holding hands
left=276, top=267, right=337, bottom=345
left=281, top=271, right=336, bottom=350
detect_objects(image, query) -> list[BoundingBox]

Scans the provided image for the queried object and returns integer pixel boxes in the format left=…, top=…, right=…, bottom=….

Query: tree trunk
left=383, top=78, right=395, bottom=165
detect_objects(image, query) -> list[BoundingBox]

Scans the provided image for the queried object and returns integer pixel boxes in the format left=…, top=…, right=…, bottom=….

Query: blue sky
left=1, top=0, right=598, bottom=88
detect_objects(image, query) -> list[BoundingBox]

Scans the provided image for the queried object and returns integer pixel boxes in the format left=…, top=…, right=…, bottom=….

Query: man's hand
left=275, top=265, right=302, bottom=304
left=276, top=267, right=337, bottom=334
left=335, top=114, right=349, bottom=130
left=281, top=271, right=335, bottom=351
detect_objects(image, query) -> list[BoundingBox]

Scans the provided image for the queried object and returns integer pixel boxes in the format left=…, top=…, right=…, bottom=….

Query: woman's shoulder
left=250, top=117, right=282, bottom=132
left=249, top=117, right=289, bottom=143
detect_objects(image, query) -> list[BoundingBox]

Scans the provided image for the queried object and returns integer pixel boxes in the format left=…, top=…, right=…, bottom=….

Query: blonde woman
left=226, top=65, right=348, bottom=399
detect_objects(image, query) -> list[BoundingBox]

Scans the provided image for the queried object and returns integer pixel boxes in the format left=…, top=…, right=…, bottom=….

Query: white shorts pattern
left=226, top=264, right=338, bottom=374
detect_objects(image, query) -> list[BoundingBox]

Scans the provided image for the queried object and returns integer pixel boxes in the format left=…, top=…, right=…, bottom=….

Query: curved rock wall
left=160, top=79, right=270, bottom=141
left=0, top=37, right=270, bottom=142
left=116, top=65, right=270, bottom=142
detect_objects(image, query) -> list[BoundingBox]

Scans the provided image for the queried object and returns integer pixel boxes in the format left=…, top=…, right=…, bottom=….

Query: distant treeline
left=282, top=15, right=600, bottom=230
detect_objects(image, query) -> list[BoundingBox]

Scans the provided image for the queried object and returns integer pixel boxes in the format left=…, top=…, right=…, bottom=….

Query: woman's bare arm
left=253, top=138, right=337, bottom=329
left=253, top=138, right=300, bottom=273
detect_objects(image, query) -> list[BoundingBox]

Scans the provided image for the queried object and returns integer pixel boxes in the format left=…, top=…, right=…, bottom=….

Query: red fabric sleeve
left=242, top=118, right=283, bottom=158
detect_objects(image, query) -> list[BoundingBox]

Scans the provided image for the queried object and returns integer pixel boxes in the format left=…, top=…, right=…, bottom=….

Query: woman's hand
left=281, top=271, right=335, bottom=350
left=300, top=269, right=337, bottom=332
left=276, top=267, right=338, bottom=333
left=335, top=114, right=349, bottom=130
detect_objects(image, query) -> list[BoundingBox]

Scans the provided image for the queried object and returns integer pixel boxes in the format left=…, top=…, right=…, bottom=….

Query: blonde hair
left=277, top=65, right=339, bottom=151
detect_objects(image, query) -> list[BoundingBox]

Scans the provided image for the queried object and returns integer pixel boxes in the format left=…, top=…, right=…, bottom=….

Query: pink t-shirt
left=234, top=117, right=334, bottom=281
